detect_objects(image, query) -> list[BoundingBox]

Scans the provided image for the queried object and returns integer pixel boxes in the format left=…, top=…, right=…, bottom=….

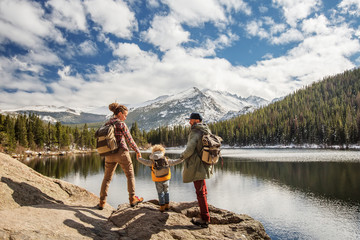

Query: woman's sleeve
left=120, top=123, right=140, bottom=154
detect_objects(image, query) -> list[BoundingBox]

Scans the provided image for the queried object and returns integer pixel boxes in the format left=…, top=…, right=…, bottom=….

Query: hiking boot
left=191, top=217, right=209, bottom=228
left=130, top=196, right=143, bottom=207
left=164, top=203, right=170, bottom=211
left=159, top=205, right=166, bottom=212
left=97, top=200, right=105, bottom=210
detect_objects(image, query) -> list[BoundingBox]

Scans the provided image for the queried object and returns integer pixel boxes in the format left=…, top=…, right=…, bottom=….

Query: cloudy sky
left=0, top=0, right=360, bottom=110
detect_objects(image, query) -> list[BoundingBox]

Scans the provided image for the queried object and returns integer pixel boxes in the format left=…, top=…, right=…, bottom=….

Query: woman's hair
left=152, top=144, right=165, bottom=153
left=109, top=103, right=128, bottom=115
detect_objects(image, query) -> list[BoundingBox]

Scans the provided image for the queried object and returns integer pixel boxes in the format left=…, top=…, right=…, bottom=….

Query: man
left=180, top=112, right=213, bottom=228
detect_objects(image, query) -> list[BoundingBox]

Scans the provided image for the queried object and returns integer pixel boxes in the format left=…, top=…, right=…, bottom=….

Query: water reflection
left=218, top=158, right=360, bottom=203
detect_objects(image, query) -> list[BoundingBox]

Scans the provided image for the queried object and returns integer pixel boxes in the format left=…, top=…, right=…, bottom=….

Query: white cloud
left=219, top=0, right=252, bottom=15
left=0, top=57, right=47, bottom=92
left=46, top=0, right=87, bottom=32
left=190, top=31, right=239, bottom=57
left=259, top=5, right=269, bottom=14
left=302, top=15, right=331, bottom=35
left=112, top=42, right=158, bottom=71
left=24, top=49, right=62, bottom=66
left=141, top=15, right=190, bottom=51
left=147, top=0, right=160, bottom=8
left=273, top=0, right=322, bottom=27
left=271, top=28, right=303, bottom=45
left=338, top=0, right=360, bottom=16
left=79, top=40, right=98, bottom=56
left=163, top=0, right=227, bottom=27
left=246, top=20, right=270, bottom=39
left=48, top=66, right=88, bottom=99
left=84, top=0, right=138, bottom=39
left=0, top=0, right=64, bottom=49
left=237, top=22, right=360, bottom=98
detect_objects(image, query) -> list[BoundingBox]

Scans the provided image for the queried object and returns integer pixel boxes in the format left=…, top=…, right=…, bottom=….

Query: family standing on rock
left=98, top=102, right=215, bottom=228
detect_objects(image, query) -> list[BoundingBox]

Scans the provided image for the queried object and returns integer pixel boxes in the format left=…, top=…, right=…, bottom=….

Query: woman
left=98, top=103, right=143, bottom=210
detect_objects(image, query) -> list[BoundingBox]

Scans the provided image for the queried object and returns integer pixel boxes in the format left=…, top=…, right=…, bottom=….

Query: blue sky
left=0, top=0, right=359, bottom=110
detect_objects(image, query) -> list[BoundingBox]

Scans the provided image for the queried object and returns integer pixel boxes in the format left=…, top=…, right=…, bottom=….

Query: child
left=138, top=145, right=184, bottom=212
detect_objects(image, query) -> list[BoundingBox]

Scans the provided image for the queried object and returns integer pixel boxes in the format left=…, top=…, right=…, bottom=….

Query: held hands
left=136, top=152, right=142, bottom=159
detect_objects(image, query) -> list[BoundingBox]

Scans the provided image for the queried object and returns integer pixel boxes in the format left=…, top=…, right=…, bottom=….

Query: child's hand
left=136, top=152, right=142, bottom=159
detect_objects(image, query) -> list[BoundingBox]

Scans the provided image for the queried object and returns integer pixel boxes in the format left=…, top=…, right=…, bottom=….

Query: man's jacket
left=181, top=123, right=212, bottom=183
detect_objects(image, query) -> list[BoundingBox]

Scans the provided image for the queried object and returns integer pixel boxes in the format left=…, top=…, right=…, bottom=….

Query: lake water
left=22, top=149, right=360, bottom=240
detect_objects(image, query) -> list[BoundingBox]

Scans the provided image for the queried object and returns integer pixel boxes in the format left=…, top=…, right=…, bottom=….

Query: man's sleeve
left=180, top=131, right=199, bottom=159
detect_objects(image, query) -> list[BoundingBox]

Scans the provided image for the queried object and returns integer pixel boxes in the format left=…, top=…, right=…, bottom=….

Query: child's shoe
left=159, top=205, right=166, bottom=212
left=164, top=203, right=170, bottom=211
left=130, top=196, right=144, bottom=207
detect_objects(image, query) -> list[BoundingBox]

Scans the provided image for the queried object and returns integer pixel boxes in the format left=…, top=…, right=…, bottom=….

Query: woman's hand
left=136, top=152, right=142, bottom=159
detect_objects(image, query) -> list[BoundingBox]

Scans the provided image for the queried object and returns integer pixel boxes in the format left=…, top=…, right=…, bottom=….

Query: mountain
left=0, top=105, right=107, bottom=124
left=125, top=87, right=269, bottom=130
left=0, top=88, right=269, bottom=129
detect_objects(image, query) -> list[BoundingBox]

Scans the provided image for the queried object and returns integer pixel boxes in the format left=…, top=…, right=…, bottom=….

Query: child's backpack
left=95, top=122, right=118, bottom=156
left=151, top=157, right=170, bottom=178
left=200, top=133, right=223, bottom=165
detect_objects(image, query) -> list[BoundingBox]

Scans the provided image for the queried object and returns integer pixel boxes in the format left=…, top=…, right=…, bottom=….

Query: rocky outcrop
left=0, top=152, right=270, bottom=239
left=110, top=200, right=270, bottom=240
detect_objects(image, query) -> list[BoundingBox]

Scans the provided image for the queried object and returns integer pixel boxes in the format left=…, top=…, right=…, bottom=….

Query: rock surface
left=0, top=152, right=270, bottom=239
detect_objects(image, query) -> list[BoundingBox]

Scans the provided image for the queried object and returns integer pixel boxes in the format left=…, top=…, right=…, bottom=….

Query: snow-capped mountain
left=125, top=87, right=269, bottom=130
left=0, top=105, right=106, bottom=124
left=0, top=88, right=269, bottom=128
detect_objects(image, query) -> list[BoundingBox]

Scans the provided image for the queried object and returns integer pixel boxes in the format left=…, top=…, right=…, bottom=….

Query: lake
left=21, top=148, right=360, bottom=240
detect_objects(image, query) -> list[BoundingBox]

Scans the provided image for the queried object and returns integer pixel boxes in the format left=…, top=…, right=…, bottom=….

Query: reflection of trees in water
left=219, top=158, right=360, bottom=203
left=23, top=152, right=184, bottom=180
left=23, top=153, right=360, bottom=203
left=23, top=154, right=103, bottom=179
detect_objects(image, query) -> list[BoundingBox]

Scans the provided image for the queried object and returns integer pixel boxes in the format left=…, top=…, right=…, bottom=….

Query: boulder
left=0, top=152, right=270, bottom=239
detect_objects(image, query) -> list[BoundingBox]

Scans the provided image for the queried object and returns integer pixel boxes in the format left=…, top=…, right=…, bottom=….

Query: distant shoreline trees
left=0, top=113, right=96, bottom=154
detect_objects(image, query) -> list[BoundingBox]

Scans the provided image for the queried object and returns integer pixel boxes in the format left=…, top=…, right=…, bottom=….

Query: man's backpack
left=95, top=122, right=118, bottom=156
left=199, top=133, right=223, bottom=165
left=151, top=157, right=170, bottom=178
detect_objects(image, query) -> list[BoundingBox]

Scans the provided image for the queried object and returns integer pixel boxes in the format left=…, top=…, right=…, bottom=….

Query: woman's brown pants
left=99, top=149, right=135, bottom=202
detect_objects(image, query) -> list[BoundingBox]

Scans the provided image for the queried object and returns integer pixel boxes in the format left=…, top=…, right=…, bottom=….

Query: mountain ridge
left=0, top=88, right=270, bottom=130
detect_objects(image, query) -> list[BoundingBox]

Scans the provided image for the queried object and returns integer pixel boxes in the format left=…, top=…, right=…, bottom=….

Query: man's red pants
left=193, top=180, right=210, bottom=222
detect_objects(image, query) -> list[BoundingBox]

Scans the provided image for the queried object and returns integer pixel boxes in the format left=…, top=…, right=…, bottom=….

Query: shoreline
left=10, top=149, right=97, bottom=159
left=8, top=143, right=360, bottom=159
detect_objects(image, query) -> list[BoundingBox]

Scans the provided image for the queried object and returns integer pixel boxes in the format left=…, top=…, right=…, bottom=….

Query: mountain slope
left=126, top=87, right=269, bottom=130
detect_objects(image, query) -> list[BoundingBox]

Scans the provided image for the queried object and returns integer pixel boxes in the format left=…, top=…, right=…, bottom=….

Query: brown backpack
left=95, top=122, right=118, bottom=156
left=199, top=133, right=223, bottom=165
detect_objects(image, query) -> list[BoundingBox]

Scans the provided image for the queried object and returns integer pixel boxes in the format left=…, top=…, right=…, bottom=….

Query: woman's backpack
left=95, top=122, right=118, bottom=156
left=151, top=157, right=170, bottom=178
